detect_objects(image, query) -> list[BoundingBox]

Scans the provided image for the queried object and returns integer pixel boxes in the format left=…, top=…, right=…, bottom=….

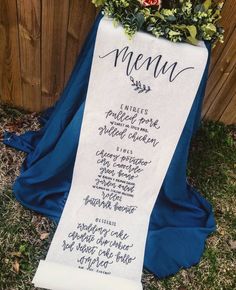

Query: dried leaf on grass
left=10, top=252, right=22, bottom=258
left=0, top=105, right=40, bottom=190
left=229, top=240, right=236, bottom=250
left=12, top=259, right=20, bottom=274
left=40, top=232, right=50, bottom=240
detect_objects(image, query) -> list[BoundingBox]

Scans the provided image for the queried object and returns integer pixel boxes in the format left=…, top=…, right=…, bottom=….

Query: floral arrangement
left=92, top=0, right=224, bottom=45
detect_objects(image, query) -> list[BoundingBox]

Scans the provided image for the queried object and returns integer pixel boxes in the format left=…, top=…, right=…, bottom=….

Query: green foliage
left=92, top=0, right=224, bottom=45
left=92, top=0, right=106, bottom=6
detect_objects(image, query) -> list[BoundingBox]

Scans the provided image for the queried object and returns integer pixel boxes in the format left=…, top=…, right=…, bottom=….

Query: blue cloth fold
left=3, top=14, right=215, bottom=278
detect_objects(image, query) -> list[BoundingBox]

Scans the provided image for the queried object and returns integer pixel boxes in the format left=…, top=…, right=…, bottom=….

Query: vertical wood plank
left=17, top=0, right=41, bottom=112
left=207, top=0, right=236, bottom=74
left=64, top=0, right=97, bottom=85
left=0, top=0, right=22, bottom=107
left=0, top=6, right=7, bottom=100
left=220, top=93, right=236, bottom=125
left=205, top=64, right=236, bottom=121
left=202, top=26, right=236, bottom=117
left=41, top=0, right=70, bottom=110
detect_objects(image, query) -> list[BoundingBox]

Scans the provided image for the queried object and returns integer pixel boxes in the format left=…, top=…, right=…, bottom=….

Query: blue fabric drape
left=3, top=14, right=215, bottom=278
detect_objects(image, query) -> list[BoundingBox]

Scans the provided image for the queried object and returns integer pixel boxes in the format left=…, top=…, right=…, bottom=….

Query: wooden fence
left=202, top=0, right=236, bottom=124
left=0, top=0, right=235, bottom=124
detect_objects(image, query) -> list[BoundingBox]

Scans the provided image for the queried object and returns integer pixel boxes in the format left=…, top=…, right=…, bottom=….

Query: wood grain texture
left=0, top=0, right=22, bottom=107
left=220, top=92, right=236, bottom=124
left=0, top=6, right=6, bottom=100
left=17, top=0, right=41, bottom=111
left=203, top=0, right=236, bottom=124
left=41, top=0, right=70, bottom=110
left=64, top=0, right=97, bottom=85
left=207, top=0, right=236, bottom=74
left=203, top=25, right=236, bottom=121
left=206, top=64, right=236, bottom=121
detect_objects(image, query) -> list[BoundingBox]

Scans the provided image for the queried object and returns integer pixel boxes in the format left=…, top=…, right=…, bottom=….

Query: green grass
left=0, top=104, right=235, bottom=290
left=143, top=122, right=236, bottom=290
left=0, top=189, right=55, bottom=290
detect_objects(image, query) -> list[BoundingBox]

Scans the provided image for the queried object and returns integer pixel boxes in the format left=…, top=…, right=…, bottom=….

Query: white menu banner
left=33, top=17, right=208, bottom=290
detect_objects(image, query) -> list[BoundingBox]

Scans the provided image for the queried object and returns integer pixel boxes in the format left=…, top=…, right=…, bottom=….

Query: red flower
left=140, top=0, right=161, bottom=7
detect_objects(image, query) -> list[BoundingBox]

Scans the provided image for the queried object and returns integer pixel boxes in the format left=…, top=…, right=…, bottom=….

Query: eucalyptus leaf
left=187, top=25, right=197, bottom=39
left=155, top=11, right=165, bottom=21
left=147, top=25, right=154, bottom=32
left=92, top=0, right=105, bottom=7
left=166, top=15, right=177, bottom=22
left=136, top=13, right=145, bottom=30
left=175, top=24, right=198, bottom=45
left=203, top=0, right=212, bottom=11
left=187, top=36, right=199, bottom=46
left=194, top=4, right=204, bottom=13
left=203, top=23, right=217, bottom=36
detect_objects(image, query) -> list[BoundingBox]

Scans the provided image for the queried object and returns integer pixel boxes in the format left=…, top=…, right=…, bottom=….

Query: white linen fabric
left=33, top=17, right=208, bottom=290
